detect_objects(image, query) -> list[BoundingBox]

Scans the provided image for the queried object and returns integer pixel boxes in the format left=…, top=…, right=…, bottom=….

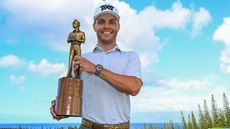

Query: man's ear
left=118, top=22, right=120, bottom=31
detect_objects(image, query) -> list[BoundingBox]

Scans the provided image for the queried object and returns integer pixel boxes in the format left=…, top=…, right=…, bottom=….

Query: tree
left=218, top=109, right=226, bottom=127
left=198, top=104, right=207, bottom=129
left=176, top=123, right=180, bottom=129
left=211, top=94, right=219, bottom=127
left=163, top=123, right=168, bottom=129
left=181, top=111, right=187, bottom=129
left=223, top=93, right=230, bottom=127
left=153, top=125, right=158, bottom=129
left=191, top=111, right=199, bottom=129
left=187, top=114, right=192, bottom=129
left=144, top=124, right=147, bottom=129
left=203, top=99, right=212, bottom=128
left=148, top=124, right=153, bottom=129
left=169, top=120, right=174, bottom=129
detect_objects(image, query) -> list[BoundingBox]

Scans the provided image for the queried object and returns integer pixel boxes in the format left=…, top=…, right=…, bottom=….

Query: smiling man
left=50, top=3, right=142, bottom=129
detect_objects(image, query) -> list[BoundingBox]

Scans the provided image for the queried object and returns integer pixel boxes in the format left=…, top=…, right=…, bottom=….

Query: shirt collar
left=93, top=44, right=121, bottom=53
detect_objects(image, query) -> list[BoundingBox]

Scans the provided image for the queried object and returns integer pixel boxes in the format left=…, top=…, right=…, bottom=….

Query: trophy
left=55, top=19, right=85, bottom=117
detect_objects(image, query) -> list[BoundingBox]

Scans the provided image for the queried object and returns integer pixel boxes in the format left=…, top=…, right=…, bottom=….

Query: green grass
left=209, top=128, right=230, bottom=129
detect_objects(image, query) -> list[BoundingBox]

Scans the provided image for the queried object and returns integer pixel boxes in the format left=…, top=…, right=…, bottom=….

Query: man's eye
left=109, top=20, right=116, bottom=24
left=97, top=20, right=104, bottom=24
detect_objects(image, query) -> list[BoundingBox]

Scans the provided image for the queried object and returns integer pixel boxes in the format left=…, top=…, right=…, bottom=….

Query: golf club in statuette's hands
left=55, top=19, right=85, bottom=117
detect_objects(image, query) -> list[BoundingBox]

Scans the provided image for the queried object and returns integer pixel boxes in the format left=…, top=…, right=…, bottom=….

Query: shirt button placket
left=103, top=52, right=109, bottom=68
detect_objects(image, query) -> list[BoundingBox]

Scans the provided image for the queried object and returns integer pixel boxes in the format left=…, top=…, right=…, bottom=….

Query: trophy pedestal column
left=55, top=77, right=82, bottom=117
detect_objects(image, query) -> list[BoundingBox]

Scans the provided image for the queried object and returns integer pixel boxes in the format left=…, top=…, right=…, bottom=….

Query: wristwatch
left=95, top=64, right=103, bottom=76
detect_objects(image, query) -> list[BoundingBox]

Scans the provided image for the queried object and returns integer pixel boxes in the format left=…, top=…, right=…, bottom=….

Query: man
left=50, top=3, right=142, bottom=129
left=67, top=19, right=85, bottom=77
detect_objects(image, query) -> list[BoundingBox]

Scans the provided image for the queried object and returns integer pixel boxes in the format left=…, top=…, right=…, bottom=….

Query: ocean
left=0, top=123, right=182, bottom=129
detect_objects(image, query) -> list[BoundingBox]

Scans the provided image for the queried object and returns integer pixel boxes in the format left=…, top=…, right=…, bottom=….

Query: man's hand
left=50, top=100, right=68, bottom=121
left=74, top=56, right=96, bottom=74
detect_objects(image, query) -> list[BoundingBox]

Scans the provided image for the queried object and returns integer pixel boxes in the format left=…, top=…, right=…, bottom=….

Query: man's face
left=93, top=13, right=120, bottom=45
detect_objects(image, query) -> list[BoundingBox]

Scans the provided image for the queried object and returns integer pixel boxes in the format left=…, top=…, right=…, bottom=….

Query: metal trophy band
left=55, top=19, right=85, bottom=117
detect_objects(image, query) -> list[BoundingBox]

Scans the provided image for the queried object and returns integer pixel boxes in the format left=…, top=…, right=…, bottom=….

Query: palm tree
left=187, top=114, right=192, bottom=129
left=198, top=104, right=206, bottom=129
left=203, top=99, right=212, bottom=128
left=211, top=94, right=219, bottom=127
left=181, top=111, right=187, bottom=129
left=223, top=93, right=230, bottom=127
left=191, top=111, right=199, bottom=129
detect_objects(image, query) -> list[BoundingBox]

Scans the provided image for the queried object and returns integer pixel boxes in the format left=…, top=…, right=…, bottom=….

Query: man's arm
left=74, top=56, right=142, bottom=96
left=99, top=68, right=142, bottom=96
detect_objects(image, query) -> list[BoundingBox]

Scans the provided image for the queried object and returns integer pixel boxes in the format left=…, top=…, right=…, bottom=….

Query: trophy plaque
left=55, top=19, right=85, bottom=117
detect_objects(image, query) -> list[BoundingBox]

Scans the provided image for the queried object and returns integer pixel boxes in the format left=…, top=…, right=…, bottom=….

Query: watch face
left=95, top=64, right=103, bottom=76
left=97, top=65, right=103, bottom=70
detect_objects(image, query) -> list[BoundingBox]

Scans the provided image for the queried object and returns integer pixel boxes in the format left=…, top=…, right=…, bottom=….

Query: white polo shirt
left=81, top=45, right=142, bottom=124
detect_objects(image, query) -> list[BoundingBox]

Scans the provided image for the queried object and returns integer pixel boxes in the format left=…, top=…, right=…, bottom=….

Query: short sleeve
left=124, top=51, right=142, bottom=80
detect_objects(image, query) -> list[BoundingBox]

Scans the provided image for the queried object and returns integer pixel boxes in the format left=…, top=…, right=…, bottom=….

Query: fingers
left=74, top=56, right=83, bottom=71
left=50, top=100, right=57, bottom=118
left=74, top=56, right=81, bottom=61
left=50, top=100, right=65, bottom=121
left=50, top=106, right=57, bottom=119
left=73, top=62, right=80, bottom=72
left=51, top=100, right=56, bottom=106
left=73, top=56, right=94, bottom=73
left=74, top=56, right=81, bottom=67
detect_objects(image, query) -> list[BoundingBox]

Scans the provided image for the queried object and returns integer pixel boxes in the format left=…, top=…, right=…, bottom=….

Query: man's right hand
left=50, top=100, right=68, bottom=121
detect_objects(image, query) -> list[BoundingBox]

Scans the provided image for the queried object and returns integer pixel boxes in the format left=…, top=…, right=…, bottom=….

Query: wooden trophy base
left=55, top=77, right=83, bottom=117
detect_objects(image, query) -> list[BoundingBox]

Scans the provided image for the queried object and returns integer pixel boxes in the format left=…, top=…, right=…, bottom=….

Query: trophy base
left=55, top=77, right=83, bottom=117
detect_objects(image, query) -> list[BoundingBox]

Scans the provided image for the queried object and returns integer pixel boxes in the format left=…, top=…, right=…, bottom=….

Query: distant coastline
left=0, top=123, right=182, bottom=129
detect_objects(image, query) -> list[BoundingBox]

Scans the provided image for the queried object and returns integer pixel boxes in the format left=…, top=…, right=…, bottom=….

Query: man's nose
left=104, top=22, right=110, bottom=28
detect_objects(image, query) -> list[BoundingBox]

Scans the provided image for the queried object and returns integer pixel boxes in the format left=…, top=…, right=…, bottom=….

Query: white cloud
left=220, top=47, right=230, bottom=74
left=191, top=7, right=212, bottom=36
left=0, top=54, right=67, bottom=77
left=117, top=1, right=191, bottom=65
left=143, top=1, right=191, bottom=29
left=213, top=17, right=230, bottom=44
left=131, top=76, right=228, bottom=113
left=0, top=0, right=99, bottom=52
left=0, top=54, right=25, bottom=68
left=157, top=77, right=210, bottom=90
left=28, top=59, right=66, bottom=76
left=113, top=1, right=208, bottom=85
left=9, top=75, right=26, bottom=87
left=213, top=17, right=230, bottom=74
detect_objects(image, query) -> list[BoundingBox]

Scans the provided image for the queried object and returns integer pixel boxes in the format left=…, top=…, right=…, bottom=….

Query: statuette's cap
left=94, top=4, right=120, bottom=20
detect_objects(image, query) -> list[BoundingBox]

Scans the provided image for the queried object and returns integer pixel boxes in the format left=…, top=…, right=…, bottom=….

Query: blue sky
left=0, top=0, right=230, bottom=123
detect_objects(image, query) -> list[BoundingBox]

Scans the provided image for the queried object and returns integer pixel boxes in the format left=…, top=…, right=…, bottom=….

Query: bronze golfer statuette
left=55, top=19, right=85, bottom=117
